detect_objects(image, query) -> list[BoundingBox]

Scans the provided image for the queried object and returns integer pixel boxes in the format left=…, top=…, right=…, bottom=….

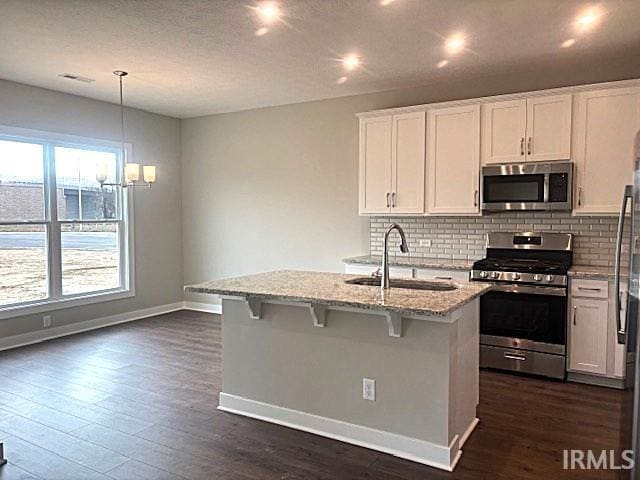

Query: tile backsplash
left=370, top=212, right=621, bottom=267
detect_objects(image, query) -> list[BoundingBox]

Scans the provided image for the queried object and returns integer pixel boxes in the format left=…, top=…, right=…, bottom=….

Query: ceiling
left=2, top=0, right=640, bottom=118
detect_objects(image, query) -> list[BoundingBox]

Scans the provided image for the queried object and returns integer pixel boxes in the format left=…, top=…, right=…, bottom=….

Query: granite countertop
left=185, top=270, right=492, bottom=317
left=343, top=255, right=474, bottom=271
left=568, top=265, right=616, bottom=279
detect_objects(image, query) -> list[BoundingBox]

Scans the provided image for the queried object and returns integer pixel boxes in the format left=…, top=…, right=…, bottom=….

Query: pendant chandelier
left=96, top=71, right=156, bottom=188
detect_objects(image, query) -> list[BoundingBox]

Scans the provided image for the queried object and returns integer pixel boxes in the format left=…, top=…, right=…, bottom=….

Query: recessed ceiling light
left=379, top=0, right=395, bottom=5
left=342, top=54, right=361, bottom=71
left=255, top=1, right=281, bottom=24
left=255, top=27, right=269, bottom=36
left=436, top=60, right=449, bottom=69
left=444, top=34, right=466, bottom=55
left=336, top=76, right=348, bottom=84
left=560, top=38, right=576, bottom=48
left=575, top=7, right=603, bottom=31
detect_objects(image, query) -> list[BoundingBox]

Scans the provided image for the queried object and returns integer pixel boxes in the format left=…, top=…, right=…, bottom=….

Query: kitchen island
left=185, top=270, right=490, bottom=471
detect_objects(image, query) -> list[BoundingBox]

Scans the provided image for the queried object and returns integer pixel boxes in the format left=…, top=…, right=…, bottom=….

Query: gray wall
left=181, top=55, right=640, bottom=294
left=0, top=79, right=183, bottom=338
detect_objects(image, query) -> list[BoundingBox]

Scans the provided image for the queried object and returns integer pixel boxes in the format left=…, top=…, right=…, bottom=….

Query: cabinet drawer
left=344, top=264, right=414, bottom=279
left=415, top=268, right=469, bottom=283
left=570, top=279, right=609, bottom=299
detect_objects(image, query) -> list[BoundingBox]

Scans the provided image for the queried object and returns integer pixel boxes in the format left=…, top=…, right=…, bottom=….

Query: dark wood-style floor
left=0, top=310, right=625, bottom=479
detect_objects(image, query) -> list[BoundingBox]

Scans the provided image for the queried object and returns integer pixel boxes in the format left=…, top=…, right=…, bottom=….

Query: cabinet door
left=391, top=112, right=426, bottom=214
left=427, top=105, right=480, bottom=214
left=359, top=116, right=392, bottom=214
left=481, top=99, right=527, bottom=165
left=573, top=87, right=640, bottom=214
left=569, top=298, right=608, bottom=375
left=344, top=263, right=413, bottom=279
left=525, top=94, right=572, bottom=162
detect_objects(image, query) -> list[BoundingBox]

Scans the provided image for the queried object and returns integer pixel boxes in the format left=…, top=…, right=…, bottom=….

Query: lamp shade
left=125, top=163, right=140, bottom=182
left=143, top=165, right=156, bottom=184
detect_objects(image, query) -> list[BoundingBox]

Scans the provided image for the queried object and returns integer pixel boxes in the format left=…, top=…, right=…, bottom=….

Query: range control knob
left=512, top=273, right=521, bottom=280
left=533, top=274, right=543, bottom=282
left=491, top=271, right=500, bottom=279
left=545, top=275, right=554, bottom=283
left=480, top=271, right=489, bottom=279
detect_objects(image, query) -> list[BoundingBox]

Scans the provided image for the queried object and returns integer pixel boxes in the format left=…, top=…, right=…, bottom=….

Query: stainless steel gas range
left=471, top=232, right=573, bottom=380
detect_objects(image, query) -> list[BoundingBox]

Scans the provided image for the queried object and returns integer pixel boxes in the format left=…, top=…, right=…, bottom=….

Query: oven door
left=480, top=284, right=567, bottom=355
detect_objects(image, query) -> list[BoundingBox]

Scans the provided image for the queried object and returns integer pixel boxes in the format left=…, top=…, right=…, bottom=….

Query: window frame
left=0, top=124, right=135, bottom=320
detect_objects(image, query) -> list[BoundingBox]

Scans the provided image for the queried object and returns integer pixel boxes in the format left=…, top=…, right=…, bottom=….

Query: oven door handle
left=490, top=283, right=567, bottom=297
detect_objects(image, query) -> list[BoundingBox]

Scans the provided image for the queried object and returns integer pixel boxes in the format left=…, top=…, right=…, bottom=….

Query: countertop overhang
left=185, top=270, right=491, bottom=317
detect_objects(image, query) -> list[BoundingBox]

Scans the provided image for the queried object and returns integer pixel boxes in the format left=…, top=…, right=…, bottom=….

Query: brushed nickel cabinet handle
left=386, top=192, right=390, bottom=208
left=504, top=353, right=526, bottom=361
left=578, top=187, right=583, bottom=207
left=391, top=192, right=396, bottom=208
left=520, top=137, right=525, bottom=156
left=573, top=305, right=577, bottom=326
left=527, top=137, right=532, bottom=155
left=474, top=190, right=479, bottom=207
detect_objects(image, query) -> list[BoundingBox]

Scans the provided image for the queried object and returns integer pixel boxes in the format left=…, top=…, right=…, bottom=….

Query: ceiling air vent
left=58, top=73, right=95, bottom=84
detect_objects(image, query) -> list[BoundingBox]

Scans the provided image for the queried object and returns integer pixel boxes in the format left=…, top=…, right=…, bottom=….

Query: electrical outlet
left=43, top=315, right=51, bottom=328
left=419, top=239, right=432, bottom=247
left=363, top=378, right=375, bottom=401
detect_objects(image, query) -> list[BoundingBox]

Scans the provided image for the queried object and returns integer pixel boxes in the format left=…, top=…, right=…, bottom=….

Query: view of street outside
left=0, top=229, right=119, bottom=306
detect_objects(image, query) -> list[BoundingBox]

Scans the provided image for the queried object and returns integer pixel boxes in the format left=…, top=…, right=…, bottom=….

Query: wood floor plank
left=0, top=416, right=129, bottom=473
left=0, top=435, right=112, bottom=480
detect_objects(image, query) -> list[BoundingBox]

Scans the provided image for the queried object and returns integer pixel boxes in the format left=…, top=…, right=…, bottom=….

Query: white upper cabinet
left=359, top=116, right=392, bottom=214
left=481, top=94, right=572, bottom=164
left=391, top=112, right=426, bottom=214
left=573, top=86, right=640, bottom=214
left=481, top=99, right=526, bottom=164
left=427, top=104, right=480, bottom=215
left=525, top=94, right=572, bottom=162
left=358, top=112, right=425, bottom=215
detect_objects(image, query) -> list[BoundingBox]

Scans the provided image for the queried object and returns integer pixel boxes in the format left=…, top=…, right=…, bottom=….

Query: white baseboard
left=218, top=392, right=462, bottom=472
left=182, top=301, right=222, bottom=314
left=0, top=302, right=184, bottom=352
left=459, top=417, right=479, bottom=448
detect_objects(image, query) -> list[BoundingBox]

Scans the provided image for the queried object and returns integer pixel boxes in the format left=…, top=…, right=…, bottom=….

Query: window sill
left=0, top=288, right=135, bottom=321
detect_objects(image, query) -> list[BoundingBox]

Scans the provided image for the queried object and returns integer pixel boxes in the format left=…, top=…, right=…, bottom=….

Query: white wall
left=181, top=55, right=640, bottom=299
left=0, top=79, right=183, bottom=338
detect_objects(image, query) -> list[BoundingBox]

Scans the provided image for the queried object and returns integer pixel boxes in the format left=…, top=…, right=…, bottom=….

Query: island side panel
left=220, top=298, right=459, bottom=447
left=448, top=299, right=480, bottom=448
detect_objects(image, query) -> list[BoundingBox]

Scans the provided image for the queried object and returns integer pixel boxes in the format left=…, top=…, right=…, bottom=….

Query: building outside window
left=0, top=127, right=133, bottom=317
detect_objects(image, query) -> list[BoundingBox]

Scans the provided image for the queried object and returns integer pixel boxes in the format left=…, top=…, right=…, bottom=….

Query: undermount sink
left=345, top=277, right=459, bottom=291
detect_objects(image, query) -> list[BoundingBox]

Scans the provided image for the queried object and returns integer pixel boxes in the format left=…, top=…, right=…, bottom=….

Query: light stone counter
left=568, top=265, right=616, bottom=279
left=343, top=255, right=474, bottom=271
left=185, top=270, right=490, bottom=317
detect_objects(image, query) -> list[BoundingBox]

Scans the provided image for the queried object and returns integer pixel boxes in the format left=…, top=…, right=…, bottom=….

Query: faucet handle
left=372, top=268, right=382, bottom=278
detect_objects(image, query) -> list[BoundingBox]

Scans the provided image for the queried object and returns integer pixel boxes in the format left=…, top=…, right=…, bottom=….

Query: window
left=0, top=127, right=132, bottom=316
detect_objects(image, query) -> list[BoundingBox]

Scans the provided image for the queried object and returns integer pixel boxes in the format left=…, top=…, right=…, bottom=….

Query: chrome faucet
left=381, top=223, right=409, bottom=291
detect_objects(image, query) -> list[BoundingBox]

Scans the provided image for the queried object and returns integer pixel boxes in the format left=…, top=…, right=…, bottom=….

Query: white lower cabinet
left=344, top=263, right=413, bottom=279
left=343, top=264, right=470, bottom=283
left=568, top=296, right=608, bottom=375
left=568, top=278, right=628, bottom=383
left=414, top=268, right=470, bottom=283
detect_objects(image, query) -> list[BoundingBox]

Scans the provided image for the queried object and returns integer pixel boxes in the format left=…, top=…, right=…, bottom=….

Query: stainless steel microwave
left=481, top=161, right=573, bottom=212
